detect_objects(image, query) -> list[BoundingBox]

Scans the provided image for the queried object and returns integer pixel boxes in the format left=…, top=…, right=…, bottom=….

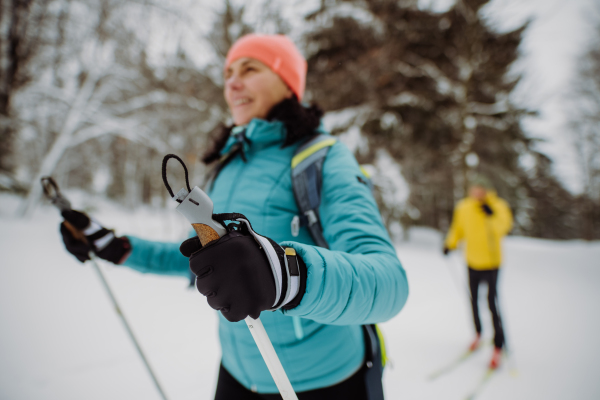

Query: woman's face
left=224, top=57, right=293, bottom=126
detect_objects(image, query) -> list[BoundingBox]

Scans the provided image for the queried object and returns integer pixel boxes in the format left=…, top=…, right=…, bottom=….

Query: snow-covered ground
left=1, top=193, right=599, bottom=400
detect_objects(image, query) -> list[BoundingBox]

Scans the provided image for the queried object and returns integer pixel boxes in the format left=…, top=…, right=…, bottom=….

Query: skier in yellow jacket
left=443, top=177, right=513, bottom=369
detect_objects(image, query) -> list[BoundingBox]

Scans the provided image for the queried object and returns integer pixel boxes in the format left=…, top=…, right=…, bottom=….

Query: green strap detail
left=375, top=324, right=387, bottom=368
left=291, top=138, right=337, bottom=169
left=360, top=165, right=371, bottom=178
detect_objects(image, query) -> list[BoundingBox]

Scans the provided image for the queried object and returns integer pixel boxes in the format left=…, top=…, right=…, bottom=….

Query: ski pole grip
left=192, top=224, right=221, bottom=246
left=64, top=221, right=88, bottom=244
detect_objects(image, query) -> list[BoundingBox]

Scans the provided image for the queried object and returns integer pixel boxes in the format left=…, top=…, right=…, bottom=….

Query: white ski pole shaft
left=164, top=170, right=298, bottom=399
left=245, top=317, right=298, bottom=400
left=190, top=230, right=298, bottom=400
left=88, top=254, right=169, bottom=400
left=41, top=177, right=168, bottom=400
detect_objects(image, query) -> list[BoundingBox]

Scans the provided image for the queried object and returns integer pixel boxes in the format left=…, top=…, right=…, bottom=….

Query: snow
left=1, top=194, right=599, bottom=399
left=384, top=229, right=600, bottom=400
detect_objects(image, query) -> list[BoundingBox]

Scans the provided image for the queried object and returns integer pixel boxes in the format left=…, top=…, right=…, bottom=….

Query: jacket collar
left=221, top=118, right=286, bottom=156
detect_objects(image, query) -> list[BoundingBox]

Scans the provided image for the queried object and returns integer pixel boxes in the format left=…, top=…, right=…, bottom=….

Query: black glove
left=481, top=203, right=494, bottom=216
left=443, top=247, right=451, bottom=256
left=180, top=214, right=306, bottom=322
left=61, top=222, right=92, bottom=262
left=60, top=209, right=131, bottom=264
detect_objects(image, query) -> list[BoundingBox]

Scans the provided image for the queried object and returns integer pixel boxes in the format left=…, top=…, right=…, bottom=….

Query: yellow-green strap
left=360, top=165, right=371, bottom=178
left=375, top=324, right=387, bottom=368
left=291, top=138, right=337, bottom=169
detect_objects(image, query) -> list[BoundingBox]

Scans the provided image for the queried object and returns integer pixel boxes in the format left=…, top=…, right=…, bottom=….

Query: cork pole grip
left=192, top=223, right=221, bottom=246
left=64, top=221, right=88, bottom=244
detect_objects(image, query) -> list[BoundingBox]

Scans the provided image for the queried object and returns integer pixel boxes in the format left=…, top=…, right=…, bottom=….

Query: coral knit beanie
left=225, top=34, right=307, bottom=101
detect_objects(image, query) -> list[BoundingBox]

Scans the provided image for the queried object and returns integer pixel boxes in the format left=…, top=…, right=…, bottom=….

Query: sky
left=421, top=0, right=599, bottom=193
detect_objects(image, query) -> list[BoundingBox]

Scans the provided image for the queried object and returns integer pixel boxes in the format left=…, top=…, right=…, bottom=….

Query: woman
left=60, top=34, right=409, bottom=399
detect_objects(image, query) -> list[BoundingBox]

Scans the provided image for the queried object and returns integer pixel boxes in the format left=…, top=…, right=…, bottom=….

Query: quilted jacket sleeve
left=281, top=142, right=409, bottom=325
left=121, top=236, right=190, bottom=277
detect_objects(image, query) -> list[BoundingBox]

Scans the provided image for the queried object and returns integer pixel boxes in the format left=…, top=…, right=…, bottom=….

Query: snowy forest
left=2, top=2, right=600, bottom=400
left=1, top=0, right=599, bottom=240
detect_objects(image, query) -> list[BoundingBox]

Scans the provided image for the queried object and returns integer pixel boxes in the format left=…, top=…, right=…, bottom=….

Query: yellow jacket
left=445, top=192, right=513, bottom=270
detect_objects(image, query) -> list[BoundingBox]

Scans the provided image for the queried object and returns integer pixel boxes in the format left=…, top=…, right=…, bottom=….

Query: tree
left=13, top=0, right=232, bottom=214
left=569, top=12, right=600, bottom=239
left=303, top=0, right=573, bottom=239
left=0, top=0, right=53, bottom=191
left=10, top=0, right=292, bottom=212
left=15, top=0, right=164, bottom=215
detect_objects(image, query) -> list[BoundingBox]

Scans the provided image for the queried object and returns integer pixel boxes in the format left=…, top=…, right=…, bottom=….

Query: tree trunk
left=17, top=70, right=99, bottom=216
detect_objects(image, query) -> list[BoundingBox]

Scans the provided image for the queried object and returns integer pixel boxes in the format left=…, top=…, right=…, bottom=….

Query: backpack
left=204, top=133, right=387, bottom=400
left=290, top=135, right=385, bottom=400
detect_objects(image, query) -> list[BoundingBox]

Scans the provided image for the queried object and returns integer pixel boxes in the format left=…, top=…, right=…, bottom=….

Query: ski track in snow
left=1, top=194, right=599, bottom=400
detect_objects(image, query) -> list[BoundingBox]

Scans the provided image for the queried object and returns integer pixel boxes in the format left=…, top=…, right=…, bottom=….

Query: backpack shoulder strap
left=290, top=135, right=337, bottom=248
left=362, top=324, right=386, bottom=399
left=291, top=135, right=385, bottom=396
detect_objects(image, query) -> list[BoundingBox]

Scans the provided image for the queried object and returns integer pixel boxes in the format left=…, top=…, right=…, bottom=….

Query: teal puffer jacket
left=123, top=118, right=409, bottom=393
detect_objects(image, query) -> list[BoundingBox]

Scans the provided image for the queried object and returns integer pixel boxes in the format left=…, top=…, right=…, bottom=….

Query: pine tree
left=522, top=153, right=580, bottom=239
left=304, top=0, right=575, bottom=238
left=569, top=12, right=600, bottom=240
left=0, top=0, right=53, bottom=192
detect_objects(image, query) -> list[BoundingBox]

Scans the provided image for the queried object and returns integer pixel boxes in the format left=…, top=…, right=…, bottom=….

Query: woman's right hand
left=180, top=216, right=306, bottom=322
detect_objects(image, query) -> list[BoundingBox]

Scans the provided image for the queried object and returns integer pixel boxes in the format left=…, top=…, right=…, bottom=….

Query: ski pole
left=161, top=155, right=298, bottom=400
left=41, top=177, right=169, bottom=400
left=88, top=253, right=169, bottom=399
left=444, top=253, right=472, bottom=302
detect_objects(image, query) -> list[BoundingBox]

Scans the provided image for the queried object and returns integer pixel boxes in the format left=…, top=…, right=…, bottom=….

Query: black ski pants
left=214, top=363, right=369, bottom=400
left=468, top=267, right=505, bottom=349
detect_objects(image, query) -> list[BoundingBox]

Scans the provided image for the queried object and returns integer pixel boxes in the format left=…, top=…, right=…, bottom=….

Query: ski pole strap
left=41, top=176, right=60, bottom=198
left=40, top=176, right=72, bottom=211
left=162, top=154, right=192, bottom=200
left=212, top=212, right=248, bottom=225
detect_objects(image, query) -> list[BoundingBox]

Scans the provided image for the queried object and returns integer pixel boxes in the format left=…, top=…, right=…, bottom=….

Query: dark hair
left=202, top=96, right=324, bottom=164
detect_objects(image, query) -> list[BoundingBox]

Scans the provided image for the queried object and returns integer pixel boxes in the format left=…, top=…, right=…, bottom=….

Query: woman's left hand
left=180, top=218, right=305, bottom=322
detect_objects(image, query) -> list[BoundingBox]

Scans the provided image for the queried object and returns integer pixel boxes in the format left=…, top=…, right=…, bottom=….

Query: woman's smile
left=232, top=97, right=252, bottom=107
left=225, top=57, right=292, bottom=125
